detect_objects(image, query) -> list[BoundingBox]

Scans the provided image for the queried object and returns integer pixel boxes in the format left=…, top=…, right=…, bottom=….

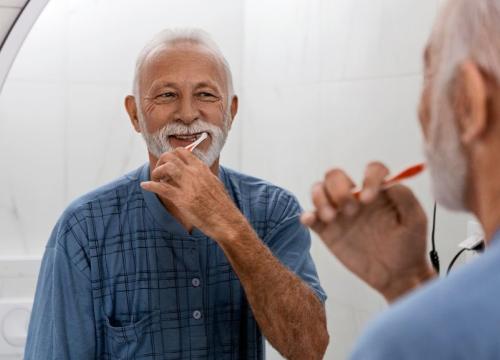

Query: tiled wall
left=0, top=0, right=472, bottom=359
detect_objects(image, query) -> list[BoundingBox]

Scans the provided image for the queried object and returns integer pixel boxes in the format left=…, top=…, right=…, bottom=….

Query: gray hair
left=431, top=0, right=500, bottom=90
left=132, top=28, right=234, bottom=104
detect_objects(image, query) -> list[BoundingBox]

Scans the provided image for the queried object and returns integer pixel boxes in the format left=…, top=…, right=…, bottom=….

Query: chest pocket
left=104, top=310, right=161, bottom=359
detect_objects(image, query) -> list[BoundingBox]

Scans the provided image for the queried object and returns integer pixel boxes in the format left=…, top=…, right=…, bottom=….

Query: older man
left=302, top=0, right=500, bottom=358
left=25, top=29, right=328, bottom=359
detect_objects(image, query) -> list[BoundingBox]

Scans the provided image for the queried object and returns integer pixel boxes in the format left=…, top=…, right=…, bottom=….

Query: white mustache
left=138, top=112, right=229, bottom=166
left=161, top=121, right=213, bottom=137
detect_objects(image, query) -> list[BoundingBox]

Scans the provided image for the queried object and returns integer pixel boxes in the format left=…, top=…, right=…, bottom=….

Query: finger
left=311, top=182, right=336, bottom=222
left=323, top=168, right=358, bottom=216
left=384, top=184, right=426, bottom=225
left=360, top=162, right=390, bottom=204
left=173, top=147, right=199, bottom=165
left=155, top=150, right=183, bottom=168
left=300, top=211, right=317, bottom=227
left=140, top=180, right=176, bottom=199
left=300, top=211, right=326, bottom=234
left=151, top=157, right=185, bottom=183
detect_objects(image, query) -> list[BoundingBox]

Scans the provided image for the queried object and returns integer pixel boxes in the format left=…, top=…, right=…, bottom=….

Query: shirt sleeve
left=25, top=215, right=95, bottom=359
left=263, top=192, right=327, bottom=303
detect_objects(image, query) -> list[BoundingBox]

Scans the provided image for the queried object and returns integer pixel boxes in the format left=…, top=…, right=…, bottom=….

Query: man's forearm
left=213, top=217, right=329, bottom=360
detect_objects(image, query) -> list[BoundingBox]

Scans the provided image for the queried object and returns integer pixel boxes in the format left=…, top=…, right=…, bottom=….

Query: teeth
left=174, top=134, right=197, bottom=140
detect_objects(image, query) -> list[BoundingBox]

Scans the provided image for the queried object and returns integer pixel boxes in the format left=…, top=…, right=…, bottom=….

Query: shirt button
left=192, top=278, right=201, bottom=287
left=193, top=310, right=202, bottom=320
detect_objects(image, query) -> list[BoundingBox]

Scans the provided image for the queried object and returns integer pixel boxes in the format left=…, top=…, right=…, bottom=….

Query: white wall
left=0, top=0, right=473, bottom=359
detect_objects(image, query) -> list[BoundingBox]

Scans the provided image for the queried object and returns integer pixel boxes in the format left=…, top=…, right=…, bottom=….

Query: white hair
left=431, top=0, right=500, bottom=91
left=132, top=28, right=234, bottom=103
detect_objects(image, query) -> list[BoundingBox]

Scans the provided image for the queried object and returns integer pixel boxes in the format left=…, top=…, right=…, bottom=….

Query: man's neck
left=469, top=148, right=500, bottom=244
left=148, top=152, right=220, bottom=233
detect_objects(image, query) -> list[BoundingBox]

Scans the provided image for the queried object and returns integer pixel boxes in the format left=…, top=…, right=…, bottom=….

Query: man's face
left=418, top=44, right=468, bottom=211
left=136, top=44, right=232, bottom=166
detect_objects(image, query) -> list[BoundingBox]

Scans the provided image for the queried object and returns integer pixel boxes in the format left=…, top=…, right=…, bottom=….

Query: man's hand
left=140, top=148, right=244, bottom=240
left=301, top=162, right=436, bottom=303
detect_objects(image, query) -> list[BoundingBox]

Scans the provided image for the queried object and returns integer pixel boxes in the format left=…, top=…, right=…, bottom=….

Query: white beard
left=137, top=113, right=229, bottom=167
left=424, top=89, right=468, bottom=211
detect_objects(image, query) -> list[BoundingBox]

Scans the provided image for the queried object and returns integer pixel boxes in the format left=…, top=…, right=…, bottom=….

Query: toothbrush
left=353, top=163, right=426, bottom=198
left=185, top=132, right=208, bottom=152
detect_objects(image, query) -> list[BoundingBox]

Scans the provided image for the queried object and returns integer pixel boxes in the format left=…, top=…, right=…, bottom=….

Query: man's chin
left=192, top=148, right=219, bottom=167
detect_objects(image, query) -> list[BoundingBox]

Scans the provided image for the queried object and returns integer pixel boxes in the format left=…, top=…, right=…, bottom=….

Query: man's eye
left=158, top=92, right=176, bottom=98
left=197, top=92, right=218, bottom=101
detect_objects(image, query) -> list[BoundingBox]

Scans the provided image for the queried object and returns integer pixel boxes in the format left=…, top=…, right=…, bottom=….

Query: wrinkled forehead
left=139, top=43, right=228, bottom=95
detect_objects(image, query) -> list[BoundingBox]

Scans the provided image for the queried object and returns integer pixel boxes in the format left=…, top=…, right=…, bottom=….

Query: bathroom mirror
left=0, top=0, right=471, bottom=358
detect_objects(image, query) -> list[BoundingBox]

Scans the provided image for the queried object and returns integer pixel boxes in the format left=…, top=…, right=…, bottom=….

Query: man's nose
left=175, top=96, right=200, bottom=124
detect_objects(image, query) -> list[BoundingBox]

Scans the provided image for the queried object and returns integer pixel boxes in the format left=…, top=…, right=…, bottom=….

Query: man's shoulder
left=54, top=165, right=145, bottom=241
left=221, top=166, right=302, bottom=220
left=221, top=166, right=291, bottom=194
left=351, top=244, right=500, bottom=359
left=64, top=165, right=144, bottom=217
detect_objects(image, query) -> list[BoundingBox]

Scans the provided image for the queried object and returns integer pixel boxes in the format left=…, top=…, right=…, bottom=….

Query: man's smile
left=169, top=132, right=207, bottom=147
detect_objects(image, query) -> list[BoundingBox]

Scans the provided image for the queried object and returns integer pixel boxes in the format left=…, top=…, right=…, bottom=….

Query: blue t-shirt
left=25, top=164, right=326, bottom=359
left=351, top=231, right=500, bottom=359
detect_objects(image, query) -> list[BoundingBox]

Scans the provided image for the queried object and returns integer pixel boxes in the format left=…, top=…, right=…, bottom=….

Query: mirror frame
left=0, top=0, right=49, bottom=93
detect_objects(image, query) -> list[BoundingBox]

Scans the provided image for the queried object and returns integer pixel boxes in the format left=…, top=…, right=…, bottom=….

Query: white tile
left=265, top=343, right=284, bottom=360
left=6, top=0, right=67, bottom=83
left=352, top=308, right=382, bottom=338
left=0, top=80, right=66, bottom=255
left=239, top=84, right=323, bottom=203
left=0, top=277, right=36, bottom=298
left=319, top=0, right=437, bottom=81
left=316, top=76, right=424, bottom=178
left=220, top=116, right=242, bottom=171
left=65, top=82, right=146, bottom=200
left=0, top=257, right=41, bottom=278
left=324, top=300, right=360, bottom=359
left=243, top=0, right=322, bottom=87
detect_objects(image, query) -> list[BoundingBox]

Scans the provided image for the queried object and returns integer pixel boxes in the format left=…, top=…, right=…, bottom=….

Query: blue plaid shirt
left=25, top=164, right=326, bottom=359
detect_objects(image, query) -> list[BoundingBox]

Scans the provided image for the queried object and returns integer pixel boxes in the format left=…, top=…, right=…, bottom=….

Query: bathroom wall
left=0, top=0, right=472, bottom=359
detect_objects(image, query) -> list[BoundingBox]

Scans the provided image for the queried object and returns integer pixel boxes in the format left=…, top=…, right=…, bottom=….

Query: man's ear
left=125, top=95, right=141, bottom=133
left=228, top=95, right=238, bottom=129
left=453, top=61, right=488, bottom=145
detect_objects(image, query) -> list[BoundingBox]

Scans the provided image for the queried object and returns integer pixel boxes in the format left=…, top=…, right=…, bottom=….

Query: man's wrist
left=382, top=263, right=437, bottom=303
left=210, top=209, right=252, bottom=245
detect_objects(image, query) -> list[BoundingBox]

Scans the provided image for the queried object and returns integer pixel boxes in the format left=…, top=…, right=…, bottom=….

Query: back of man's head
left=431, top=0, right=500, bottom=89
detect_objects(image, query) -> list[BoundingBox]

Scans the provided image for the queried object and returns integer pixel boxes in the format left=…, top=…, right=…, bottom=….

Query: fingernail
left=344, top=202, right=359, bottom=216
